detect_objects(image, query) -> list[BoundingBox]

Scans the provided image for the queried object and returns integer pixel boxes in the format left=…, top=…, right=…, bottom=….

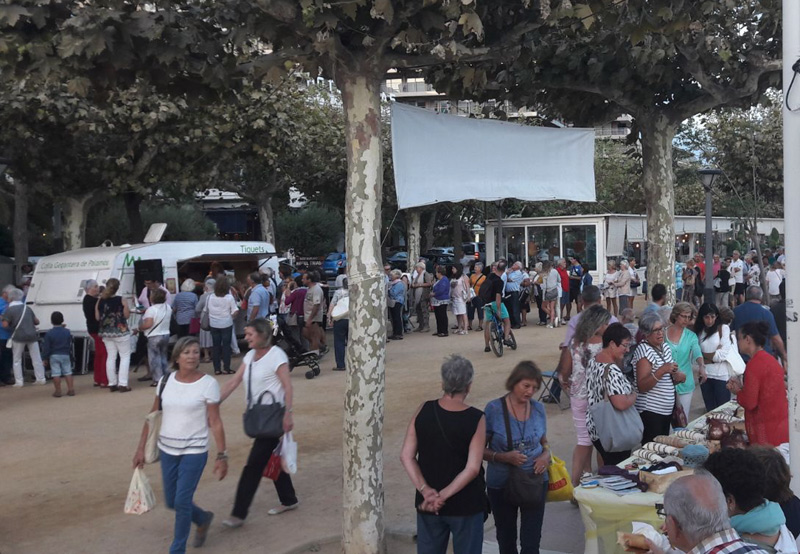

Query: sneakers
left=267, top=502, right=299, bottom=516
left=12, top=382, right=23, bottom=388
left=34, top=380, right=47, bottom=386
left=484, top=346, right=491, bottom=353
left=109, top=385, right=119, bottom=392
left=118, top=386, right=131, bottom=393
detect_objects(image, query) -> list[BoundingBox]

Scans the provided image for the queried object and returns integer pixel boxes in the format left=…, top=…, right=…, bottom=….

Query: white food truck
left=26, top=234, right=280, bottom=336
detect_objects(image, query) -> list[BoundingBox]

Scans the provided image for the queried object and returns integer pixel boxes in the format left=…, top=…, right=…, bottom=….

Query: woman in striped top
left=633, top=311, right=685, bottom=444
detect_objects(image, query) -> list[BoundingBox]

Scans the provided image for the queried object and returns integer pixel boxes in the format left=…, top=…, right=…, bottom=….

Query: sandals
left=214, top=369, right=223, bottom=375
left=224, top=369, right=235, bottom=375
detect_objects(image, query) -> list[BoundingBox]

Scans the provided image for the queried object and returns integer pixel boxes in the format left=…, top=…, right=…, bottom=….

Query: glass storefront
left=505, top=227, right=526, bottom=265
left=526, top=226, right=561, bottom=266
left=563, top=225, right=598, bottom=271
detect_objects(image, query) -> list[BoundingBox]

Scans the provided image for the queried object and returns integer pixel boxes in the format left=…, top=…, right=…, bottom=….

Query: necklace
left=507, top=396, right=530, bottom=449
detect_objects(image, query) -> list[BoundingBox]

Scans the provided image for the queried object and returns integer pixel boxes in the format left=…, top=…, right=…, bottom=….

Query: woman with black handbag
left=219, top=318, right=298, bottom=529
left=483, top=361, right=550, bottom=554
left=400, top=355, right=486, bottom=554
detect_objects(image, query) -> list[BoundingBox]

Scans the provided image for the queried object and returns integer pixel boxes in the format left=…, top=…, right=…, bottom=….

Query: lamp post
left=697, top=168, right=722, bottom=303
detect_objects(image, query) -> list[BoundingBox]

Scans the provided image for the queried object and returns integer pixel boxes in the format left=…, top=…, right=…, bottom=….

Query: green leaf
left=0, top=5, right=31, bottom=26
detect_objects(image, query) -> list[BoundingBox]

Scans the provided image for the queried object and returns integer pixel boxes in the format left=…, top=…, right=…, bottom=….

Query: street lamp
left=697, top=168, right=723, bottom=302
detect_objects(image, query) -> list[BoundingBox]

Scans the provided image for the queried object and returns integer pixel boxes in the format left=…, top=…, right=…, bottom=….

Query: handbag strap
left=158, top=372, right=170, bottom=411
left=499, top=395, right=514, bottom=452
left=246, top=358, right=279, bottom=408
left=146, top=305, right=167, bottom=338
left=11, top=303, right=27, bottom=339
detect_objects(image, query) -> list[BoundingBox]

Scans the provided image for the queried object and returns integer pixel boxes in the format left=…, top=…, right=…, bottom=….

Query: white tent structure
left=391, top=103, right=596, bottom=210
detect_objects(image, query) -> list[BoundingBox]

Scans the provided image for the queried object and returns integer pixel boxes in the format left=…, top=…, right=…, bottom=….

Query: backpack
left=478, top=274, right=496, bottom=304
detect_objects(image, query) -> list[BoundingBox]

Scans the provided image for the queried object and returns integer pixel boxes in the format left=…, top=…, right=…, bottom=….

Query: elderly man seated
left=648, top=472, right=771, bottom=554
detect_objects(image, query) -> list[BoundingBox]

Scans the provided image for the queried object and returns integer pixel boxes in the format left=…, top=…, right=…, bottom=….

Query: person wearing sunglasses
left=633, top=311, right=685, bottom=444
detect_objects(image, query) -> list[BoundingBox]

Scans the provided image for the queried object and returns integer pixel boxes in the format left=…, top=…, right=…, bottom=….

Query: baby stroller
left=273, top=316, right=321, bottom=379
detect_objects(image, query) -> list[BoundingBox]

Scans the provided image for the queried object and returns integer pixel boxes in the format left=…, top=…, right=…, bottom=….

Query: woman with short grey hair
left=81, top=279, right=108, bottom=386
left=387, top=269, right=406, bottom=340
left=401, top=355, right=486, bottom=554
left=616, top=259, right=632, bottom=312
left=634, top=310, right=685, bottom=444
left=1, top=287, right=46, bottom=387
left=196, top=279, right=216, bottom=363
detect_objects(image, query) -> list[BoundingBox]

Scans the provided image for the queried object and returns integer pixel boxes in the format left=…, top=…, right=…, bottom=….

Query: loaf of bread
left=632, top=449, right=665, bottom=463
left=653, top=435, right=689, bottom=449
left=642, top=442, right=681, bottom=457
left=674, top=429, right=707, bottom=442
left=616, top=532, right=649, bottom=553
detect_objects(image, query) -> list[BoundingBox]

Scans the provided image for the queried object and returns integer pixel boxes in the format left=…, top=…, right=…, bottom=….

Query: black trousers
left=389, top=303, right=404, bottom=337
left=639, top=410, right=672, bottom=445
left=232, top=436, right=298, bottom=519
left=433, top=304, right=449, bottom=335
left=592, top=439, right=631, bottom=467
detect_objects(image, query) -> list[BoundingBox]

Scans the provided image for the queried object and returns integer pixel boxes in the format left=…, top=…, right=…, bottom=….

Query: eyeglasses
left=620, top=342, right=632, bottom=350
left=649, top=327, right=665, bottom=334
left=678, top=314, right=692, bottom=319
left=656, top=503, right=667, bottom=518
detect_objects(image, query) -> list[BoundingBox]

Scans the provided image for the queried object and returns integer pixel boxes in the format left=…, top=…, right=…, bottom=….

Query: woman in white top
left=603, top=260, right=619, bottom=316
left=616, top=260, right=633, bottom=313
left=139, top=288, right=173, bottom=387
left=634, top=311, right=685, bottom=444
left=133, top=337, right=227, bottom=552
left=766, top=262, right=785, bottom=304
left=220, top=319, right=298, bottom=528
left=207, top=278, right=239, bottom=375
left=196, top=279, right=216, bottom=363
left=450, top=264, right=470, bottom=335
left=693, top=303, right=733, bottom=412
left=328, top=278, right=349, bottom=371
left=542, top=260, right=560, bottom=328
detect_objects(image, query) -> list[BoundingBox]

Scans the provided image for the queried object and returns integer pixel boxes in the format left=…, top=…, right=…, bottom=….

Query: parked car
left=422, top=254, right=456, bottom=274
left=460, top=242, right=486, bottom=267
left=387, top=251, right=408, bottom=272
left=322, top=252, right=347, bottom=279
left=423, top=247, right=454, bottom=258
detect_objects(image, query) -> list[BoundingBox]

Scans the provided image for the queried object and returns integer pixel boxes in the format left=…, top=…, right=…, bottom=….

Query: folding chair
left=538, top=370, right=571, bottom=410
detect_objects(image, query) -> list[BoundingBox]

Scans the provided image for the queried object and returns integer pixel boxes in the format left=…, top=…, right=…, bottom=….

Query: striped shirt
left=686, top=528, right=769, bottom=554
left=633, top=342, right=676, bottom=416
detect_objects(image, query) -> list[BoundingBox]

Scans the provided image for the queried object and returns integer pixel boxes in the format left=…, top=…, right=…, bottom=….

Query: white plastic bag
left=281, top=432, right=298, bottom=475
left=124, top=468, right=156, bottom=515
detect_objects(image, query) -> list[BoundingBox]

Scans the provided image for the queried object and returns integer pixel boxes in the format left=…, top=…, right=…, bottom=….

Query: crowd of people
left=2, top=247, right=794, bottom=554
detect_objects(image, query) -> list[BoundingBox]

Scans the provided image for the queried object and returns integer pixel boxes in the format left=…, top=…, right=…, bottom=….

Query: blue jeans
left=159, top=450, right=211, bottom=554
left=416, top=512, right=483, bottom=554
left=147, top=335, right=170, bottom=382
left=488, top=486, right=547, bottom=554
left=700, top=378, right=731, bottom=412
left=333, top=319, right=348, bottom=369
left=210, top=326, right=232, bottom=372
left=49, top=353, right=73, bottom=377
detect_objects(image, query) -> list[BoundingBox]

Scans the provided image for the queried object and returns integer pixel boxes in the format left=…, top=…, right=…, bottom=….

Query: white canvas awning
left=391, top=103, right=596, bottom=210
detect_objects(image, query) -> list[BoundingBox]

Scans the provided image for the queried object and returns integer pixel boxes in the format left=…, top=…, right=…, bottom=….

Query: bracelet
left=491, top=451, right=497, bottom=463
left=419, top=484, right=427, bottom=493
left=216, top=451, right=228, bottom=461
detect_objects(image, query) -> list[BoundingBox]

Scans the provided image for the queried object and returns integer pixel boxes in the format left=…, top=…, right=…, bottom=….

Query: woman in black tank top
left=401, top=355, right=487, bottom=554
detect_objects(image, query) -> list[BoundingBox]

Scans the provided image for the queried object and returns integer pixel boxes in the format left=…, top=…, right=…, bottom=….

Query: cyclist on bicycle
left=483, top=260, right=514, bottom=352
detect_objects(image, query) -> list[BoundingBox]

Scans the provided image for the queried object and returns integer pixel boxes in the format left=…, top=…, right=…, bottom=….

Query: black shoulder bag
left=242, top=361, right=285, bottom=439
left=500, top=395, right=545, bottom=510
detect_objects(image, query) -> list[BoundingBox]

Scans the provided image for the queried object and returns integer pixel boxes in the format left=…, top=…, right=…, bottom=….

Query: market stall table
left=574, top=401, right=739, bottom=554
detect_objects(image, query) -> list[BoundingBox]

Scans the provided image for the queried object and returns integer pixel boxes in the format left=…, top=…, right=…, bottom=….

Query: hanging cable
left=787, top=59, right=800, bottom=112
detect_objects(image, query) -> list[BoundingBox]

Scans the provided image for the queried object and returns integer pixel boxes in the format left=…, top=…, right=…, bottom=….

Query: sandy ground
left=1, top=314, right=599, bottom=554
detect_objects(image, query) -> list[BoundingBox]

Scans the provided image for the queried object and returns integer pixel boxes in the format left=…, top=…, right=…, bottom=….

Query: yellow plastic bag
left=546, top=454, right=574, bottom=502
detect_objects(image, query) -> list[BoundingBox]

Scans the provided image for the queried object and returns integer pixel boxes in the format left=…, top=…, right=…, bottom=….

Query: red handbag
left=263, top=448, right=282, bottom=481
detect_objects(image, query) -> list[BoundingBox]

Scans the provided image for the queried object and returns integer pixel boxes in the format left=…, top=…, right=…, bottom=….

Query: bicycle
left=485, top=306, right=516, bottom=357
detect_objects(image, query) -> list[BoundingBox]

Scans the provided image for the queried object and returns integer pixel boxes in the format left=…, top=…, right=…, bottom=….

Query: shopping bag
left=262, top=444, right=283, bottom=481
left=546, top=454, right=574, bottom=502
left=280, top=432, right=297, bottom=475
left=124, top=468, right=156, bottom=515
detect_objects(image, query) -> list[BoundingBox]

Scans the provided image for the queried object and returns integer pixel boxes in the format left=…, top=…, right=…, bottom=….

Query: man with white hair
left=648, top=473, right=769, bottom=554
left=504, top=261, right=524, bottom=329
left=410, top=261, right=433, bottom=332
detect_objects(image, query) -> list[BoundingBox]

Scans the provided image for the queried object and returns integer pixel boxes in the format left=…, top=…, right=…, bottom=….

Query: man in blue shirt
left=504, top=262, right=525, bottom=329
left=731, top=285, right=786, bottom=363
left=0, top=285, right=13, bottom=385
left=247, top=272, right=270, bottom=321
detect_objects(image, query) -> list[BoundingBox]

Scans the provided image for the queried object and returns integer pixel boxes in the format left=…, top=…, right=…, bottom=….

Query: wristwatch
left=216, top=451, right=228, bottom=461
